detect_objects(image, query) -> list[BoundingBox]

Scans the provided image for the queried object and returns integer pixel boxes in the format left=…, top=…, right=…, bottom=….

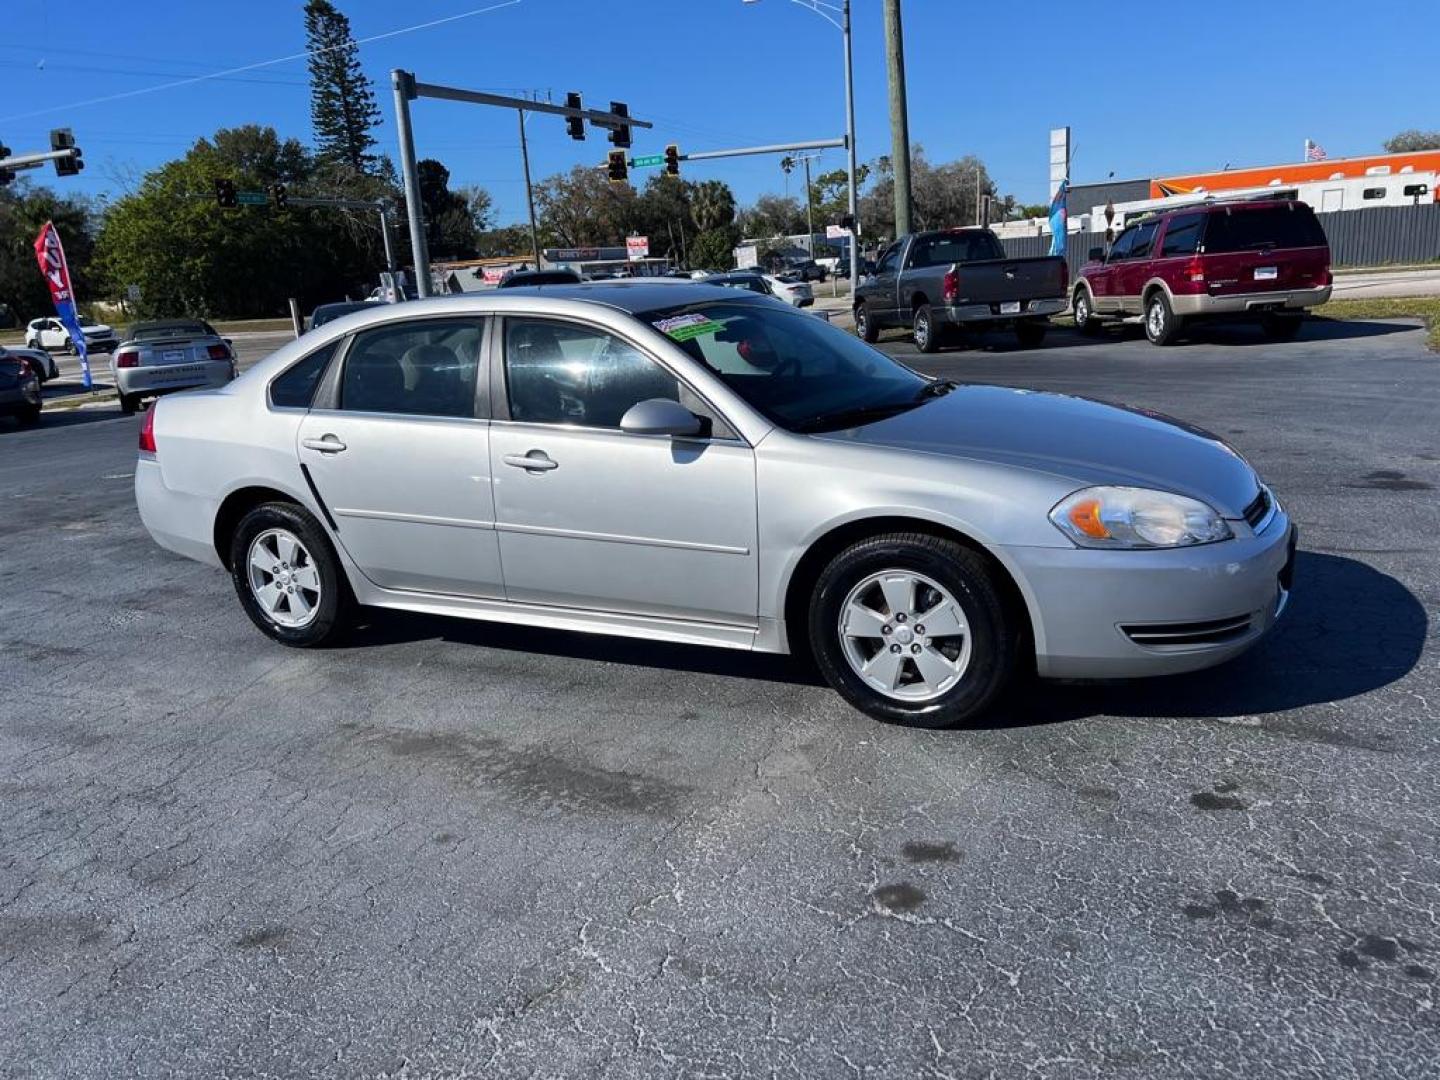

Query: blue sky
left=4, top=0, right=1436, bottom=223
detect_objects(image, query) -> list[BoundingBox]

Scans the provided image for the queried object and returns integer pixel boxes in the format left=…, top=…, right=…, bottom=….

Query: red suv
left=1073, top=199, right=1331, bottom=345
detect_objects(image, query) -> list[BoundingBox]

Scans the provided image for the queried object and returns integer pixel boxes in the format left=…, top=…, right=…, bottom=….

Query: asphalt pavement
left=2, top=317, right=1437, bottom=1079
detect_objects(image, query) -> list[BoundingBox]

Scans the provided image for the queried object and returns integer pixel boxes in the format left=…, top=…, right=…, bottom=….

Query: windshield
left=641, top=300, right=932, bottom=432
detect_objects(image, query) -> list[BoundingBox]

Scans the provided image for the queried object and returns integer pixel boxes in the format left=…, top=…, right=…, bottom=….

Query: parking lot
left=2, top=317, right=1437, bottom=1078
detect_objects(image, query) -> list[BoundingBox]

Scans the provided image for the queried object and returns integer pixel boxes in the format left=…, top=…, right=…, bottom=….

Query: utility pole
left=883, top=0, right=913, bottom=236
left=842, top=0, right=859, bottom=298
left=802, top=155, right=816, bottom=258
left=518, top=102, right=541, bottom=266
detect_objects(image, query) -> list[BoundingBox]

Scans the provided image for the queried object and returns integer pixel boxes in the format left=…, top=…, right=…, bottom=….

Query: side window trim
left=492, top=313, right=744, bottom=443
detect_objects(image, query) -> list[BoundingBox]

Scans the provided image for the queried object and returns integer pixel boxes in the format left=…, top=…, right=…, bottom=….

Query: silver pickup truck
left=853, top=228, right=1068, bottom=352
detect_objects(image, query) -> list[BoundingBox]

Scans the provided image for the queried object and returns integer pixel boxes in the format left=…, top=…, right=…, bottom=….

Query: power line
left=0, top=0, right=523, bottom=124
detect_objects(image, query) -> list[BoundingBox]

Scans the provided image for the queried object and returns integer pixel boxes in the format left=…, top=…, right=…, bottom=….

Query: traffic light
left=664, top=144, right=680, bottom=176
left=270, top=183, right=288, bottom=211
left=565, top=92, right=585, bottom=141
left=215, top=178, right=237, bottom=209
left=50, top=128, right=82, bottom=176
left=607, top=150, right=628, bottom=185
left=608, top=101, right=631, bottom=149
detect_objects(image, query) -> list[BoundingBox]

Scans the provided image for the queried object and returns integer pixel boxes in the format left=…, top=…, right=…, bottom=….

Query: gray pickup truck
left=853, top=228, right=1068, bottom=352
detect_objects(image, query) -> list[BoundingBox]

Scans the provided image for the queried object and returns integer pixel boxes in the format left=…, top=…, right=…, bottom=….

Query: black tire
left=1144, top=290, right=1182, bottom=346
left=1015, top=320, right=1048, bottom=349
left=913, top=304, right=942, bottom=353
left=1073, top=289, right=1101, bottom=335
left=118, top=393, right=138, bottom=415
left=1261, top=313, right=1303, bottom=341
left=855, top=304, right=879, bottom=343
left=808, top=532, right=1020, bottom=729
left=228, top=501, right=353, bottom=647
left=17, top=402, right=41, bottom=427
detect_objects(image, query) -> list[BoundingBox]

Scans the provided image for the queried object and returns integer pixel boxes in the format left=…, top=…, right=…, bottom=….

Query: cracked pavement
left=1, top=318, right=1437, bottom=1078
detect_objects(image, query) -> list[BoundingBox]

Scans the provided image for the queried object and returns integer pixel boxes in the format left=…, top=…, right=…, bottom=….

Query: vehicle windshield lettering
left=641, top=300, right=929, bottom=433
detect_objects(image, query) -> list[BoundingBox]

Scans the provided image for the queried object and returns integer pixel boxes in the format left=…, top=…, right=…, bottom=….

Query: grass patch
left=1313, top=297, right=1440, bottom=351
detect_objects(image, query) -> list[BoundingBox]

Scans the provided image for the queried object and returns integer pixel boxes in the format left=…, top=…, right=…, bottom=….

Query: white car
left=26, top=315, right=119, bottom=354
left=764, top=275, right=814, bottom=308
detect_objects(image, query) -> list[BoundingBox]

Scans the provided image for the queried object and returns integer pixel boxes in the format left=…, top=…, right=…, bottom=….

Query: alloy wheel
left=838, top=569, right=972, bottom=702
left=246, top=528, right=322, bottom=628
left=1147, top=300, right=1166, bottom=339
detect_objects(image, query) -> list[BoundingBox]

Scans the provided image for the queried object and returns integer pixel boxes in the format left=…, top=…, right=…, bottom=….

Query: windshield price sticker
left=653, top=313, right=722, bottom=341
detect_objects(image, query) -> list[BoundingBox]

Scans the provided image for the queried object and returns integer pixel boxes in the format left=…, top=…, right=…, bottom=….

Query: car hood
left=82, top=323, right=114, bottom=335
left=818, top=384, right=1260, bottom=516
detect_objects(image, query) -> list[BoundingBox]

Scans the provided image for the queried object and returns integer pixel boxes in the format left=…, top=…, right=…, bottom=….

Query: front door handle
left=302, top=435, right=347, bottom=454
left=503, top=450, right=558, bottom=473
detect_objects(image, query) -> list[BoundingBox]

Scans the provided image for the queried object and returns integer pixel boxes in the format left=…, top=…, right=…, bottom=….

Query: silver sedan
left=134, top=283, right=1295, bottom=727
left=112, top=318, right=235, bottom=414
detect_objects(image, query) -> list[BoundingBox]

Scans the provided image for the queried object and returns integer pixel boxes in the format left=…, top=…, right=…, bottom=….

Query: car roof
left=314, top=301, right=372, bottom=312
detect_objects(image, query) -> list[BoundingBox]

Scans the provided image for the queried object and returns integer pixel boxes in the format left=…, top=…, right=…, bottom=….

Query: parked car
left=308, top=301, right=377, bottom=331
left=112, top=319, right=236, bottom=415
left=0, top=351, right=42, bottom=426
left=836, top=257, right=875, bottom=279
left=26, top=314, right=119, bottom=354
left=500, top=268, right=584, bottom=288
left=780, top=259, right=827, bottom=283
left=707, top=272, right=774, bottom=297
left=855, top=228, right=1067, bottom=352
left=134, top=284, right=1295, bottom=729
left=0, top=344, right=59, bottom=383
left=1072, top=199, right=1332, bottom=345
left=765, top=274, right=814, bottom=308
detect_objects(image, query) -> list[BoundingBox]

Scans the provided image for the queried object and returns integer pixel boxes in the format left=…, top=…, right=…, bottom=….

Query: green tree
left=0, top=181, right=97, bottom=323
left=689, top=228, right=737, bottom=271
left=811, top=164, right=870, bottom=224
left=416, top=159, right=494, bottom=260
left=633, top=175, right=695, bottom=265
left=739, top=193, right=803, bottom=238
left=860, top=145, right=993, bottom=239
left=534, top=165, right=636, bottom=246
left=473, top=223, right=535, bottom=259
left=95, top=126, right=384, bottom=318
left=305, top=0, right=382, bottom=173
left=1383, top=130, right=1440, bottom=153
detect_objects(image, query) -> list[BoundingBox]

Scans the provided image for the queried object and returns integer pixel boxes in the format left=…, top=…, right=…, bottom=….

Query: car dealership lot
left=2, top=319, right=1437, bottom=1078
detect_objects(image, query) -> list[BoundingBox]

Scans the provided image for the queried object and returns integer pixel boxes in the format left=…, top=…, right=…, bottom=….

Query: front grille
left=1121, top=614, right=1253, bottom=648
left=1242, top=487, right=1272, bottom=529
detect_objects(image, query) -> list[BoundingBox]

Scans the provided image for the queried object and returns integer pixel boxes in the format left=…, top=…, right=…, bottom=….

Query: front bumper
left=936, top=297, right=1066, bottom=324
left=1007, top=505, right=1295, bottom=679
left=85, top=337, right=118, bottom=354
left=1170, top=285, right=1331, bottom=316
left=115, top=360, right=232, bottom=398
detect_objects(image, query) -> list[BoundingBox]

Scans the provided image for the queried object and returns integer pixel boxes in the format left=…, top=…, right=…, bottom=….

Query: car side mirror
left=619, top=398, right=703, bottom=437
left=1088, top=247, right=1105, bottom=263
left=223, top=338, right=233, bottom=346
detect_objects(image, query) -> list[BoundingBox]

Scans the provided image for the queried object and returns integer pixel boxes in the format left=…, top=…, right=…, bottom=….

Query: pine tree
left=304, top=0, right=382, bottom=174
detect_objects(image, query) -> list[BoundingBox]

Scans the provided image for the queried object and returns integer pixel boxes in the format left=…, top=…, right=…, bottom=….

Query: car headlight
left=1049, top=486, right=1233, bottom=549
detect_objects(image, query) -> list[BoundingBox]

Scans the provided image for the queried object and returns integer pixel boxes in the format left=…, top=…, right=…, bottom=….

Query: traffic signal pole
left=391, top=69, right=651, bottom=295
left=518, top=106, right=541, bottom=267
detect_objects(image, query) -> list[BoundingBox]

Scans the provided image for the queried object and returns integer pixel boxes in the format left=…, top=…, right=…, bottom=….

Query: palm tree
left=690, top=181, right=736, bottom=233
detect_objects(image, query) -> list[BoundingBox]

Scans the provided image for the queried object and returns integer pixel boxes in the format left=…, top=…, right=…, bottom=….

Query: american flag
left=1306, top=141, right=1328, bottom=162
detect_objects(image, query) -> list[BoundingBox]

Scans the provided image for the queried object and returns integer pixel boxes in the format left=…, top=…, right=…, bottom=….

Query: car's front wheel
left=809, top=533, right=1019, bottom=728
left=1073, top=290, right=1100, bottom=335
left=855, top=304, right=879, bottom=343
left=229, top=502, right=352, bottom=647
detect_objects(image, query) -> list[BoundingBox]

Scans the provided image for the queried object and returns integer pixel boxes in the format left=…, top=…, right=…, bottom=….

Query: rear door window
left=1129, top=221, right=1159, bottom=260
left=1159, top=213, right=1205, bottom=256
left=1203, top=206, right=1328, bottom=252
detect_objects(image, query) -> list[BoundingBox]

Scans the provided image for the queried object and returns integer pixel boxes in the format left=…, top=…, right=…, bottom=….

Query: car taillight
left=207, top=343, right=230, bottom=360
left=1185, top=255, right=1206, bottom=283
left=15, top=358, right=30, bottom=376
left=1320, top=264, right=1332, bottom=287
left=138, top=405, right=157, bottom=453
left=942, top=267, right=959, bottom=303
left=116, top=349, right=140, bottom=368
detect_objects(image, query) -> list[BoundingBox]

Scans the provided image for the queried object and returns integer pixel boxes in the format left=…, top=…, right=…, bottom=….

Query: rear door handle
left=302, top=435, right=347, bottom=454
left=503, top=450, right=558, bottom=473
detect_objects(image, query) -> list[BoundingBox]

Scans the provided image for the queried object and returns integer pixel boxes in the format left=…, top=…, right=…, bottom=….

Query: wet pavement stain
left=900, top=841, right=960, bottom=863
left=1191, top=791, right=1248, bottom=811
left=871, top=883, right=926, bottom=913
left=1348, top=470, right=1434, bottom=492
left=234, top=926, right=290, bottom=949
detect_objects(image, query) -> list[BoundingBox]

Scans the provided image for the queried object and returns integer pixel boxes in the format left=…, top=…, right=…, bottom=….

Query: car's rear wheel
left=1144, top=291, right=1181, bottom=346
left=229, top=502, right=352, bottom=647
left=1015, top=320, right=1048, bottom=349
left=855, top=304, right=879, bottom=343
left=1261, top=313, right=1303, bottom=341
left=1073, top=290, right=1100, bottom=335
left=118, top=393, right=138, bottom=415
left=808, top=533, right=1019, bottom=728
left=914, top=305, right=942, bottom=353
